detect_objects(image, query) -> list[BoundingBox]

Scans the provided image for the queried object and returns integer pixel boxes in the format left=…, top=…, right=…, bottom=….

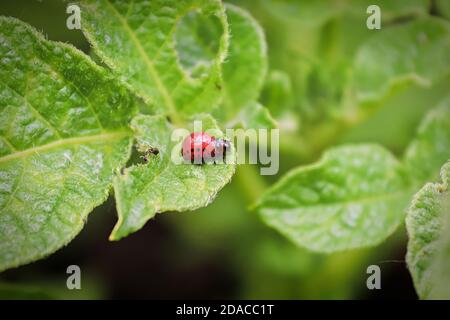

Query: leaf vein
left=104, top=0, right=178, bottom=118
left=0, top=131, right=130, bottom=164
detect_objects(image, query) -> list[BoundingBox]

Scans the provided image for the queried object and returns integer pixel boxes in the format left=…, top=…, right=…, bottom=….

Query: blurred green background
left=1, top=0, right=449, bottom=299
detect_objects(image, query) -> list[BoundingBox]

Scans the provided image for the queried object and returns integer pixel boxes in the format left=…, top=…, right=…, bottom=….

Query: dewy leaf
left=111, top=114, right=235, bottom=240
left=80, top=0, right=229, bottom=121
left=403, top=96, right=450, bottom=185
left=406, top=162, right=450, bottom=299
left=353, top=17, right=450, bottom=103
left=255, top=145, right=410, bottom=253
left=220, top=3, right=268, bottom=118
left=0, top=17, right=137, bottom=271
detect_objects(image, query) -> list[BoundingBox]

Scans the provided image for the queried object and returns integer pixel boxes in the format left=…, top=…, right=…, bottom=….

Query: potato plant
left=0, top=0, right=449, bottom=299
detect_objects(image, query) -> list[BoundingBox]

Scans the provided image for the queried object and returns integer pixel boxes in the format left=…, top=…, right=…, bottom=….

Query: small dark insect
left=215, top=83, right=222, bottom=90
left=141, top=147, right=159, bottom=163
left=181, top=132, right=231, bottom=164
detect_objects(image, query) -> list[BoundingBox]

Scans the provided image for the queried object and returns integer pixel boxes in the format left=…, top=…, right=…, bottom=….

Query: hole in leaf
left=124, top=142, right=161, bottom=168
left=174, top=9, right=223, bottom=79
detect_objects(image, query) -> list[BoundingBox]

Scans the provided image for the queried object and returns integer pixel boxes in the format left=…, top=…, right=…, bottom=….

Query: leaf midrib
left=0, top=131, right=130, bottom=164
left=103, top=0, right=178, bottom=120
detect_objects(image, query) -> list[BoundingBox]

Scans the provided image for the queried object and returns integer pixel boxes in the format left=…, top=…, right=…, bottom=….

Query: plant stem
left=235, top=164, right=269, bottom=205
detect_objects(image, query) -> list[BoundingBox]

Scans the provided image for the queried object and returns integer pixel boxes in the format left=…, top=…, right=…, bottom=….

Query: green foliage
left=403, top=97, right=450, bottom=185
left=1, top=0, right=450, bottom=301
left=256, top=99, right=450, bottom=253
left=406, top=162, right=450, bottom=299
left=81, top=0, right=248, bottom=241
left=220, top=4, right=267, bottom=119
left=0, top=17, right=136, bottom=271
left=238, top=102, right=277, bottom=130
left=111, top=114, right=235, bottom=240
left=260, top=70, right=294, bottom=117
left=353, top=18, right=450, bottom=104
left=1, top=0, right=253, bottom=270
left=255, top=144, right=410, bottom=252
left=80, top=0, right=229, bottom=121
left=252, top=3, right=450, bottom=257
left=210, top=3, right=274, bottom=129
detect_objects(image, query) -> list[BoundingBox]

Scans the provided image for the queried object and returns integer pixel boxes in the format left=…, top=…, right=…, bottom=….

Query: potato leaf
left=353, top=17, right=450, bottom=103
left=238, top=102, right=277, bottom=130
left=221, top=4, right=267, bottom=117
left=111, top=114, right=235, bottom=240
left=81, top=0, right=239, bottom=241
left=0, top=17, right=137, bottom=271
left=260, top=70, right=294, bottom=117
left=255, top=145, right=410, bottom=252
left=403, top=96, right=450, bottom=185
left=406, top=162, right=450, bottom=299
left=80, top=0, right=229, bottom=121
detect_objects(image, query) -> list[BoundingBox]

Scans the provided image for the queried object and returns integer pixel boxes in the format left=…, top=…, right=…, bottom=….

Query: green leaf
left=111, top=114, right=235, bottom=240
left=406, top=162, right=450, bottom=299
left=353, top=17, right=450, bottom=103
left=339, top=76, right=450, bottom=152
left=0, top=17, right=136, bottom=271
left=255, top=145, right=410, bottom=252
left=221, top=3, right=268, bottom=117
left=404, top=96, right=450, bottom=185
left=238, top=102, right=277, bottom=130
left=80, top=0, right=229, bottom=121
left=260, top=70, right=294, bottom=117
left=173, top=8, right=223, bottom=78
